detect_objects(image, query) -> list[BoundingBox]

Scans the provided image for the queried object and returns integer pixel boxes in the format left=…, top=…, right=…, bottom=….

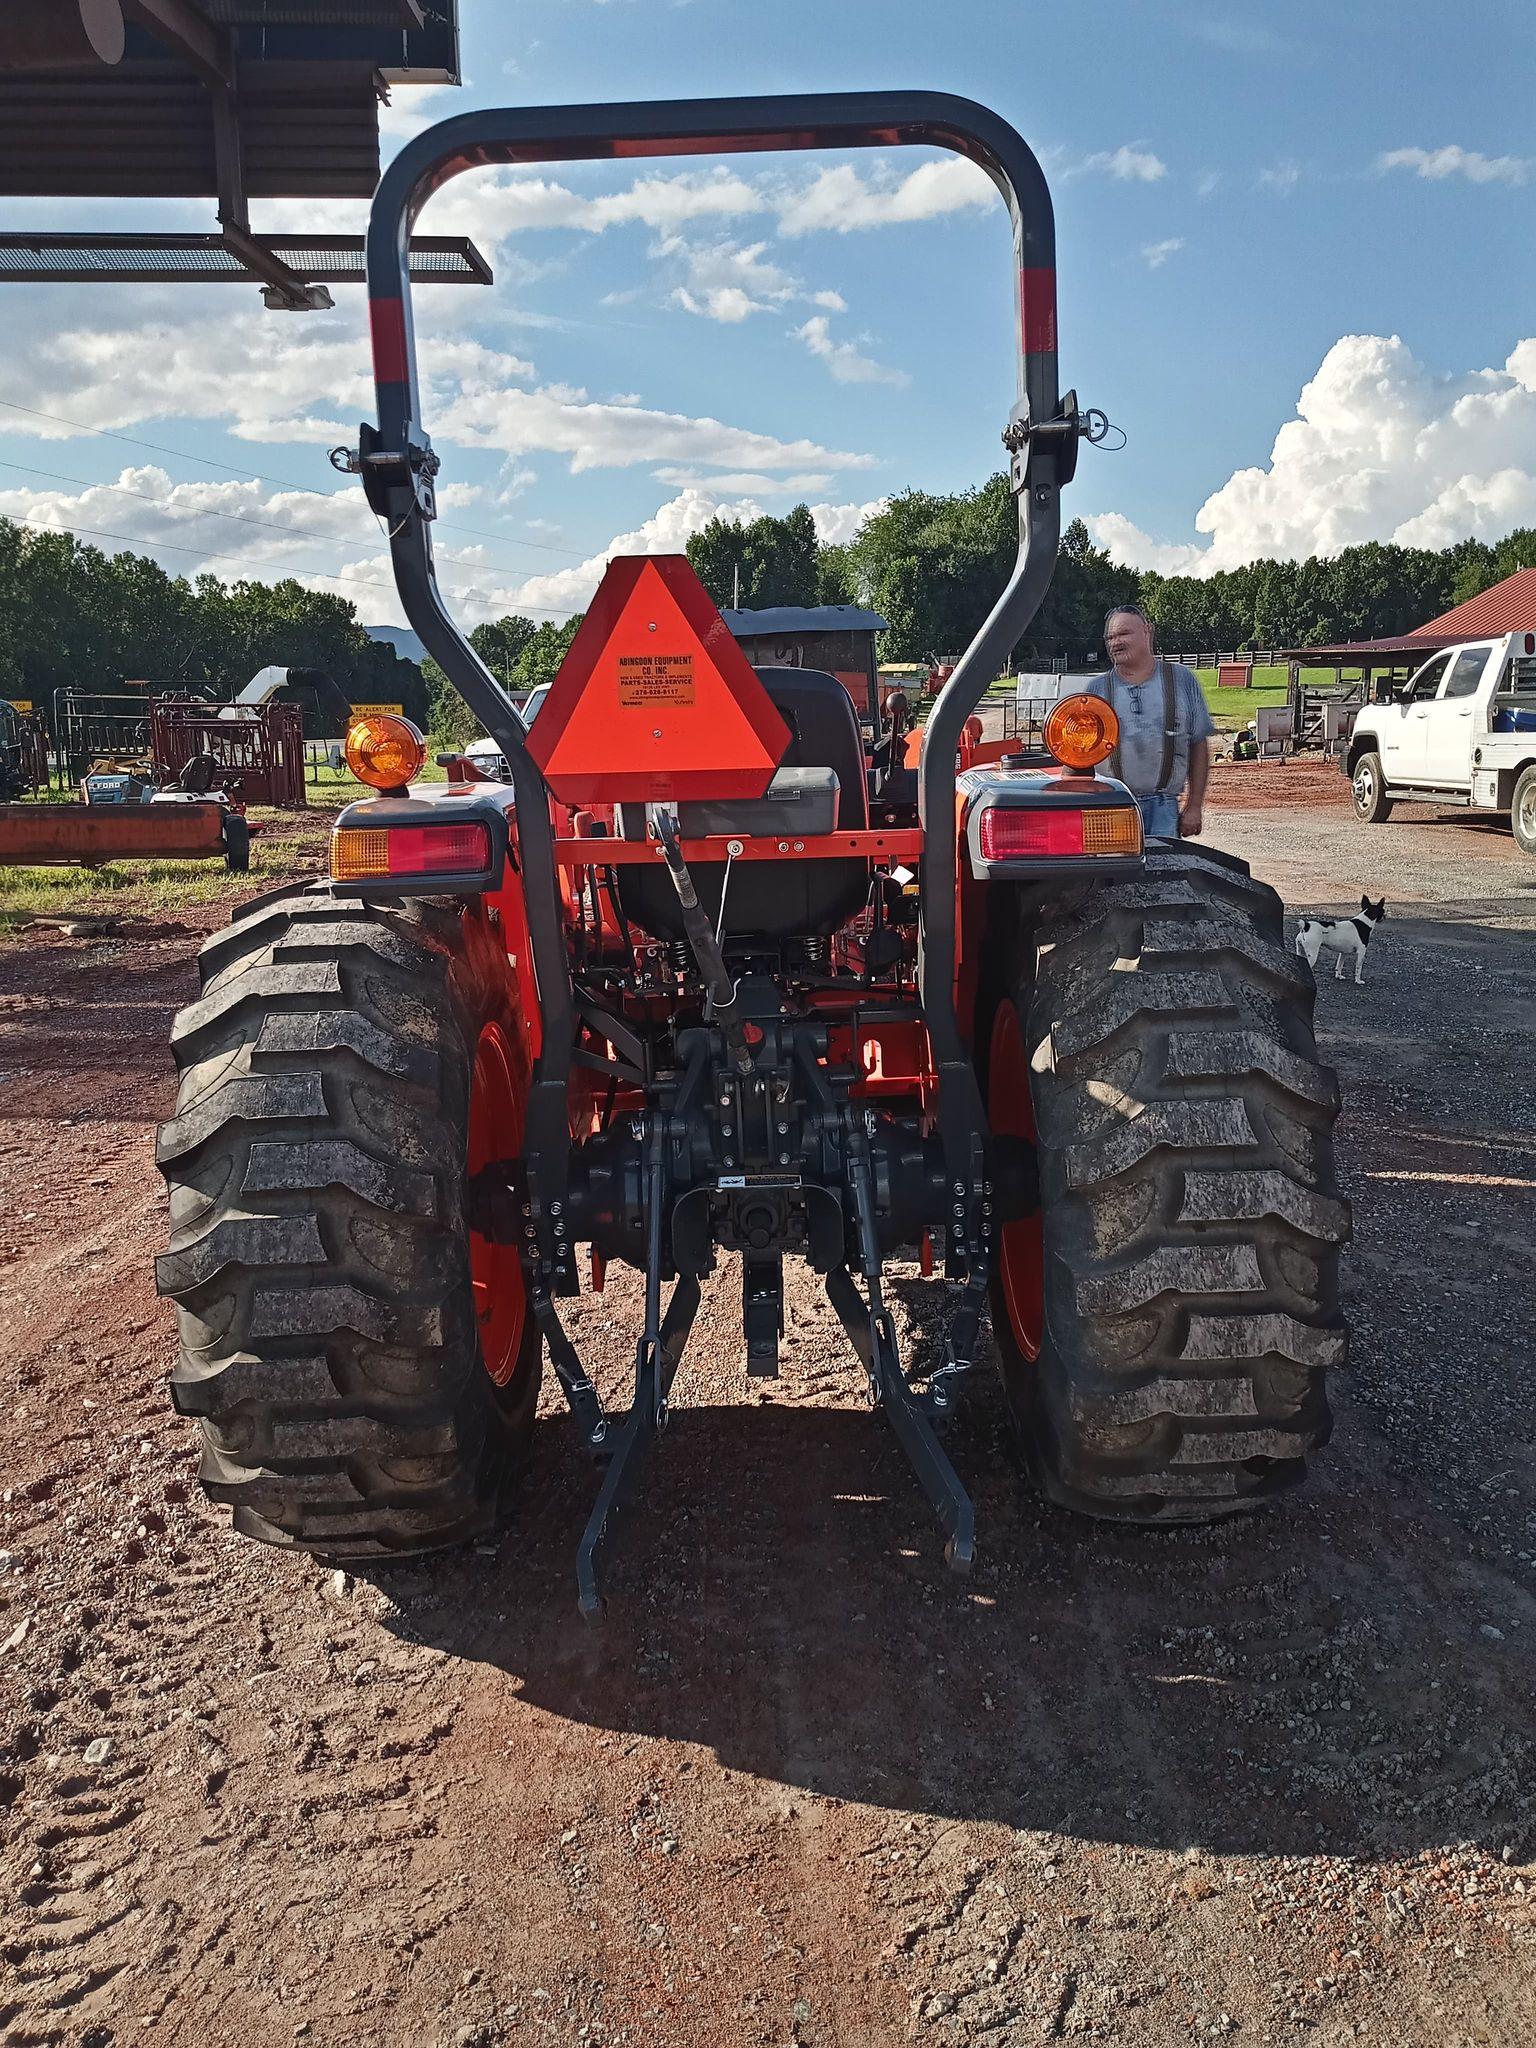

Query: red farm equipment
left=155, top=93, right=1347, bottom=1614
left=151, top=696, right=307, bottom=809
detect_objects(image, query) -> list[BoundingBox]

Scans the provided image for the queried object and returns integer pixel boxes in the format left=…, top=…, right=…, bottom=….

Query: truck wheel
left=983, top=845, right=1347, bottom=1520
left=1351, top=751, right=1393, bottom=823
left=1512, top=765, right=1536, bottom=856
left=156, top=890, right=541, bottom=1559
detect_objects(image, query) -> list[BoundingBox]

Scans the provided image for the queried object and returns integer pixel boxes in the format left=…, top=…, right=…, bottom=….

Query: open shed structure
left=721, top=604, right=889, bottom=722
left=0, top=0, right=485, bottom=308
left=1278, top=568, right=1536, bottom=750
left=1282, top=569, right=1536, bottom=682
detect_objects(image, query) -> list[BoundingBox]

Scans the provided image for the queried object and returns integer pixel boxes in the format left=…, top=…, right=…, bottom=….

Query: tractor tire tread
left=157, top=893, right=539, bottom=1560
left=991, top=849, right=1346, bottom=1522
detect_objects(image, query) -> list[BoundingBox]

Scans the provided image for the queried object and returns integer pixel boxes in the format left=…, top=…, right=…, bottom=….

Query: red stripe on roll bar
left=1020, top=268, right=1056, bottom=356
left=369, top=298, right=411, bottom=385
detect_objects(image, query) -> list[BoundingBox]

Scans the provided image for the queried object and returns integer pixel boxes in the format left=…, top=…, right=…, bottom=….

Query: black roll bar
left=358, top=91, right=1079, bottom=1269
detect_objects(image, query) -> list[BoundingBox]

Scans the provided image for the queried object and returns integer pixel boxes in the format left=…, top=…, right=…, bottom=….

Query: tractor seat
left=615, top=665, right=871, bottom=944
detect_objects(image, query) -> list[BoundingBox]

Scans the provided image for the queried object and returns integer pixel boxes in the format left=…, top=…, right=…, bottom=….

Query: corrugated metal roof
left=0, top=65, right=382, bottom=198
left=1276, top=635, right=1456, bottom=662
left=0, top=0, right=459, bottom=199
left=722, top=605, right=889, bottom=636
left=1410, top=568, right=1536, bottom=640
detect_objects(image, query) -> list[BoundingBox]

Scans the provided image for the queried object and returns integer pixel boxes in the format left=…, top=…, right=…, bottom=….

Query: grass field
left=0, top=806, right=326, bottom=930
left=0, top=676, right=1346, bottom=935
left=991, top=663, right=1335, bottom=731
left=1196, top=669, right=1287, bottom=726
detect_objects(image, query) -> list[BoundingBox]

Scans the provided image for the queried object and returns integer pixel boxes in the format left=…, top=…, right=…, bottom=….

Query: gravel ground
left=1206, top=789, right=1534, bottom=908
left=2, top=798, right=1534, bottom=2046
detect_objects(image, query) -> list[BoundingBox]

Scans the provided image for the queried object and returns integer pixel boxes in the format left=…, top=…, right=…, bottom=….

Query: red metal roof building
left=1281, top=568, right=1536, bottom=669
left=1406, top=567, right=1536, bottom=643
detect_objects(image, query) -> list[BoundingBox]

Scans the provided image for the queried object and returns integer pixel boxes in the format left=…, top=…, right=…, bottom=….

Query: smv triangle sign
left=525, top=555, right=790, bottom=805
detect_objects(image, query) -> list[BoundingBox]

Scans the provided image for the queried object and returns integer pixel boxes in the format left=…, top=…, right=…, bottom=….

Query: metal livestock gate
left=151, top=699, right=306, bottom=808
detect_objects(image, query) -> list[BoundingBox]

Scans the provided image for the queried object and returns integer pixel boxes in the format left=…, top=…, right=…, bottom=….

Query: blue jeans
left=1137, top=791, right=1180, bottom=839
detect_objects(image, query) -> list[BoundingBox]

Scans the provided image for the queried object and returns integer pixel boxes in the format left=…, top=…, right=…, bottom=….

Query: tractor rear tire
left=983, top=844, right=1347, bottom=1521
left=155, top=888, right=541, bottom=1559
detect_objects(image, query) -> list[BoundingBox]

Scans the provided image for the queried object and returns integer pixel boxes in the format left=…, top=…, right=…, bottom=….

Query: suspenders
left=1157, top=657, right=1177, bottom=794
left=1096, top=659, right=1179, bottom=792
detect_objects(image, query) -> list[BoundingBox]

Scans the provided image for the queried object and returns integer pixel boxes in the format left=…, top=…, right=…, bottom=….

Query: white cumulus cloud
left=809, top=497, right=890, bottom=546
left=1141, top=238, right=1185, bottom=269
left=794, top=316, right=909, bottom=388
left=775, top=157, right=996, bottom=235
left=497, top=488, right=768, bottom=617
left=1377, top=144, right=1530, bottom=187
left=1083, top=513, right=1209, bottom=577
left=1076, top=144, right=1167, bottom=183
left=660, top=235, right=797, bottom=322
left=1084, top=331, right=1536, bottom=575
left=651, top=467, right=834, bottom=495
left=0, top=304, right=873, bottom=481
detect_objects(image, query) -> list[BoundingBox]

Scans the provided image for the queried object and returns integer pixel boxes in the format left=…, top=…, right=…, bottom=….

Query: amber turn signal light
left=1043, top=694, right=1118, bottom=772
left=331, top=821, right=492, bottom=881
left=344, top=713, right=427, bottom=790
left=977, top=804, right=1141, bottom=861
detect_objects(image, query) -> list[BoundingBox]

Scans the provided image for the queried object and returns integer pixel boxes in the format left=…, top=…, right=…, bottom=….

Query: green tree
left=420, top=614, right=542, bottom=746
left=470, top=614, right=538, bottom=686
left=1035, top=518, right=1140, bottom=663
left=421, top=656, right=479, bottom=748
left=687, top=504, right=820, bottom=609
left=846, top=481, right=1000, bottom=659
left=513, top=614, right=584, bottom=689
left=815, top=540, right=858, bottom=606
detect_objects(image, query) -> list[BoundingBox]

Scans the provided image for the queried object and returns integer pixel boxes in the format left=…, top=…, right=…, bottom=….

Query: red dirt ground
left=3, top=811, right=1536, bottom=2046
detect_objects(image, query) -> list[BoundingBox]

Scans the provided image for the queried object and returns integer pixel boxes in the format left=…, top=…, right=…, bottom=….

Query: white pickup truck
left=1345, top=631, right=1536, bottom=855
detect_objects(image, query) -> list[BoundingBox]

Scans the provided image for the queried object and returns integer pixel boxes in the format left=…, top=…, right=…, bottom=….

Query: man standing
left=1090, top=605, right=1213, bottom=839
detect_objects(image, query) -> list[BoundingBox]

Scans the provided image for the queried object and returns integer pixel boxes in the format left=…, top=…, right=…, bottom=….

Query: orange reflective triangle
left=525, top=555, right=790, bottom=805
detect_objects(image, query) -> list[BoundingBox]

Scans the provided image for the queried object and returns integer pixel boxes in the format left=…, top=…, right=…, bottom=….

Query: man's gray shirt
left=1087, top=662, right=1213, bottom=797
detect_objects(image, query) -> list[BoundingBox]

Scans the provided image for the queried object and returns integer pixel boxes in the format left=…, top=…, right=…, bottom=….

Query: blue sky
left=2, top=0, right=1534, bottom=625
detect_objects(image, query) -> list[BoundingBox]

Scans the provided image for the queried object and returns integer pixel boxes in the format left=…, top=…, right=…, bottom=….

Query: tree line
left=7, top=491, right=1536, bottom=751
left=685, top=484, right=1536, bottom=664
left=0, top=518, right=426, bottom=729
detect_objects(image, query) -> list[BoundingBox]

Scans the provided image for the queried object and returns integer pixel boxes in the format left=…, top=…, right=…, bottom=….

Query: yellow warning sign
left=6, top=699, right=33, bottom=714
left=350, top=701, right=404, bottom=716
left=616, top=653, right=695, bottom=708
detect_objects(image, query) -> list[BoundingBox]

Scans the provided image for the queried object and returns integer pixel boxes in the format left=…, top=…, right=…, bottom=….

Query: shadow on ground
left=366, top=898, right=1536, bottom=1869
left=367, top=1372, right=1536, bottom=1869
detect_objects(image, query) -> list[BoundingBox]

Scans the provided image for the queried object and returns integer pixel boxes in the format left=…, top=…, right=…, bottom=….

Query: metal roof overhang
left=1275, top=637, right=1454, bottom=664
left=0, top=2, right=471, bottom=306
left=0, top=231, right=490, bottom=285
left=0, top=62, right=381, bottom=198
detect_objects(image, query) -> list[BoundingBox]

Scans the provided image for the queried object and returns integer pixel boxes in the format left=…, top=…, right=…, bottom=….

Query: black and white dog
left=1294, top=895, right=1387, bottom=984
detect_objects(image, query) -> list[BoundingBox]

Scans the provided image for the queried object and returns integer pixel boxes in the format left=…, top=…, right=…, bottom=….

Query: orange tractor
left=156, top=94, right=1346, bottom=1613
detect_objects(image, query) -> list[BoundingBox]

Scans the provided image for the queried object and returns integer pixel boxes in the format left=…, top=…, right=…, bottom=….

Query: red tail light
left=977, top=805, right=1141, bottom=861
left=332, top=821, right=492, bottom=880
